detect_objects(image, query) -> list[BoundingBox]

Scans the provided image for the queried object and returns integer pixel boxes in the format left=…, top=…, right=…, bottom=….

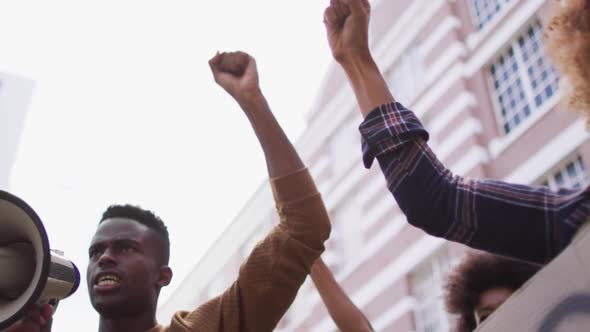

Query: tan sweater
left=147, top=169, right=331, bottom=332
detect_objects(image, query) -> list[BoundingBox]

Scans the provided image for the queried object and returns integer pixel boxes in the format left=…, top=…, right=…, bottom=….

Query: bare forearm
left=340, top=56, right=395, bottom=118
left=239, top=92, right=304, bottom=178
left=311, top=258, right=374, bottom=332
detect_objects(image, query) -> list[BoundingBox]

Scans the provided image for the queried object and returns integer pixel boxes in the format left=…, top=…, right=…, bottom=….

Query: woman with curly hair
left=444, top=252, right=541, bottom=332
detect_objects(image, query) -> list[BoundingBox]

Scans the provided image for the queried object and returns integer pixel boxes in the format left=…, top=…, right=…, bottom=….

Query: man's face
left=86, top=218, right=165, bottom=318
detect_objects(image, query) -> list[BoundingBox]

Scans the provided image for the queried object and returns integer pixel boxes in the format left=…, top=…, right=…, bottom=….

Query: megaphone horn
left=0, top=190, right=80, bottom=330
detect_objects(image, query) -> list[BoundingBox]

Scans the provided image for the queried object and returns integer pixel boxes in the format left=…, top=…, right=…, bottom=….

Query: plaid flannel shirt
left=359, top=102, right=590, bottom=264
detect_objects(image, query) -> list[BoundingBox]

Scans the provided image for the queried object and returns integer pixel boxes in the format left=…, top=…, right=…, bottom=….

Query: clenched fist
left=209, top=51, right=262, bottom=107
left=323, top=0, right=371, bottom=65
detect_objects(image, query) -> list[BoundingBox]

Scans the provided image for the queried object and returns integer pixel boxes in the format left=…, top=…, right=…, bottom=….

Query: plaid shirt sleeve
left=359, top=102, right=590, bottom=264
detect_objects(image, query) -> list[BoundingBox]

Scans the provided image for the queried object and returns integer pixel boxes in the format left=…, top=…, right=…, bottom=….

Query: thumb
left=323, top=6, right=339, bottom=27
left=208, top=52, right=222, bottom=76
left=243, top=56, right=258, bottom=78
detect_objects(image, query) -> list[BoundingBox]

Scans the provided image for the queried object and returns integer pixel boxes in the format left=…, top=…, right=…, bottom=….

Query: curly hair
left=544, top=0, right=590, bottom=122
left=444, top=252, right=541, bottom=332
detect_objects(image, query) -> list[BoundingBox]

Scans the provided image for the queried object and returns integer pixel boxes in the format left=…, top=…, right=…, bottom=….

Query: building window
left=489, top=20, right=559, bottom=135
left=410, top=246, right=455, bottom=332
left=386, top=46, right=425, bottom=106
left=470, top=0, right=515, bottom=30
left=541, top=154, right=589, bottom=191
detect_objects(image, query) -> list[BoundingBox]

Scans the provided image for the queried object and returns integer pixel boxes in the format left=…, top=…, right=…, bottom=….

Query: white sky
left=1, top=1, right=333, bottom=330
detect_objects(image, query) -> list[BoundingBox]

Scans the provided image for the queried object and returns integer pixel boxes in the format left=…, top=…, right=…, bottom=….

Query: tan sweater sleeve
left=165, top=168, right=331, bottom=332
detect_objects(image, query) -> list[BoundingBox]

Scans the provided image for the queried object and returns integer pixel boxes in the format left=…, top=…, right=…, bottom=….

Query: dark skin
left=5, top=51, right=297, bottom=332
left=310, top=258, right=374, bottom=332
left=474, top=287, right=514, bottom=325
left=87, top=218, right=172, bottom=332
left=208, top=51, right=305, bottom=177
left=3, top=218, right=172, bottom=332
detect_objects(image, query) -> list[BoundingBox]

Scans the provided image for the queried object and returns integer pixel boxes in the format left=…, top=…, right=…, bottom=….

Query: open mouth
left=97, top=274, right=120, bottom=286
left=94, top=272, right=122, bottom=291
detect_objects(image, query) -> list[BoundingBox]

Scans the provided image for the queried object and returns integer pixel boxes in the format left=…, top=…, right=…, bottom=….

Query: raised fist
left=209, top=51, right=261, bottom=105
left=323, top=0, right=371, bottom=64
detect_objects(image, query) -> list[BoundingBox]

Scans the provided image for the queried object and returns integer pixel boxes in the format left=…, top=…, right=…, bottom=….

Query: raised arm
left=311, top=258, right=374, bottom=332
left=166, top=52, right=330, bottom=331
left=208, top=51, right=304, bottom=178
left=323, top=0, right=393, bottom=117
left=322, top=0, right=589, bottom=264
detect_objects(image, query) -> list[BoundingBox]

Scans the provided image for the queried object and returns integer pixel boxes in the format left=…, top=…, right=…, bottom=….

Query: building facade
left=158, top=0, right=590, bottom=330
left=0, top=73, right=34, bottom=190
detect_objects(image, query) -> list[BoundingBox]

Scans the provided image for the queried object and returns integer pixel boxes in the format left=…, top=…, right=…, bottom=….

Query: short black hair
left=100, top=204, right=170, bottom=264
left=444, top=252, right=541, bottom=332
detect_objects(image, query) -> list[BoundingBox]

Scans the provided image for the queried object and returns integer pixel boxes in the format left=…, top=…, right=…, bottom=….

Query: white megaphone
left=0, top=190, right=80, bottom=330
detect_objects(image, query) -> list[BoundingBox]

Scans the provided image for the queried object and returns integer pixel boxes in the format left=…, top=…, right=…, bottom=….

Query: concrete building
left=0, top=73, right=34, bottom=190
left=158, top=0, right=590, bottom=330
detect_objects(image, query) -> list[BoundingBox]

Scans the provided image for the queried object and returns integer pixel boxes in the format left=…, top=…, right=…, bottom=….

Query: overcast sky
left=1, top=1, right=333, bottom=330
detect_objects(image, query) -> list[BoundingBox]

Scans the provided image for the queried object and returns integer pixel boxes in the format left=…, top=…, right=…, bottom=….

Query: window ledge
left=488, top=92, right=563, bottom=159
left=466, top=0, right=520, bottom=51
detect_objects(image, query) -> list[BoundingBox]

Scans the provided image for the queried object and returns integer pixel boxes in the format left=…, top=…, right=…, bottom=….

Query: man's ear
left=157, top=266, right=173, bottom=288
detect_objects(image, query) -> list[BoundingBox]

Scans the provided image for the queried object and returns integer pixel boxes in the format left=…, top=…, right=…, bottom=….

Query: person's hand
left=209, top=51, right=262, bottom=107
left=1, top=304, right=54, bottom=332
left=323, top=0, right=371, bottom=65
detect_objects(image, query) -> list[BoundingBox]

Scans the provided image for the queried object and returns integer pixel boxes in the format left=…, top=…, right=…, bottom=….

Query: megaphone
left=0, top=190, right=80, bottom=330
